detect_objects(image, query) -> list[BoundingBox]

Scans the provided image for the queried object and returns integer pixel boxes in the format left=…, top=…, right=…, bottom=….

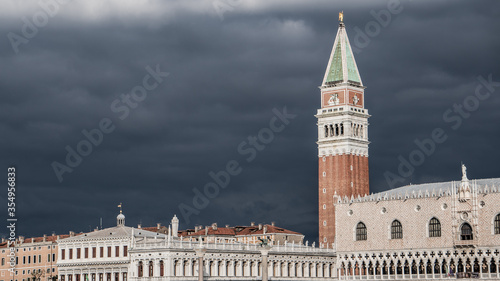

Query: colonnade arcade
left=338, top=248, right=500, bottom=279
left=322, top=122, right=365, bottom=139
left=133, top=255, right=334, bottom=278
left=59, top=267, right=128, bottom=281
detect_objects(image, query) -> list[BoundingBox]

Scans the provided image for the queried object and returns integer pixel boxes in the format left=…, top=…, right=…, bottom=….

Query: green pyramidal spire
left=322, top=21, right=363, bottom=87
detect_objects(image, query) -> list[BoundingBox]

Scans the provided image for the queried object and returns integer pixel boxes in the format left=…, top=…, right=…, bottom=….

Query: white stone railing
left=132, top=239, right=335, bottom=254
left=317, top=106, right=368, bottom=116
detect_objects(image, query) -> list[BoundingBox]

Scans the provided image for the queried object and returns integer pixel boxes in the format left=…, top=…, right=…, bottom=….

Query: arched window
left=160, top=260, right=164, bottom=276
left=391, top=220, right=403, bottom=239
left=149, top=261, right=154, bottom=276
left=429, top=217, right=441, bottom=237
left=495, top=214, right=500, bottom=235
left=356, top=222, right=367, bottom=241
left=138, top=261, right=143, bottom=277
left=461, top=223, right=473, bottom=240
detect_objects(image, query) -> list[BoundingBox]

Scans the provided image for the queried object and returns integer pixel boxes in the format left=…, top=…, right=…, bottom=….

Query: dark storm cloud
left=0, top=0, right=499, bottom=242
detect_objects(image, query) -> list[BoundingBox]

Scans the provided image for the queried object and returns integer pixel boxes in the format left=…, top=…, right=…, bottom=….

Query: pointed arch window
left=356, top=222, right=367, bottom=241
left=460, top=223, right=473, bottom=240
left=495, top=214, right=500, bottom=235
left=391, top=220, right=403, bottom=239
left=429, top=217, right=441, bottom=237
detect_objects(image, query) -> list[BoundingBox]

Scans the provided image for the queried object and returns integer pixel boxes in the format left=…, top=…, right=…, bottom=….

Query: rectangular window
left=77, top=248, right=81, bottom=259
left=22, top=257, right=25, bottom=265
left=107, top=247, right=111, bottom=257
left=92, top=247, right=96, bottom=258
left=100, top=247, right=103, bottom=258
left=38, top=255, right=41, bottom=263
left=123, top=246, right=127, bottom=257
left=69, top=249, right=73, bottom=259
left=47, top=254, right=50, bottom=263
left=61, top=249, right=65, bottom=260
left=33, top=255, right=36, bottom=264
left=27, top=256, right=30, bottom=264
left=52, top=254, right=55, bottom=262
left=115, top=246, right=119, bottom=257
left=84, top=248, right=88, bottom=259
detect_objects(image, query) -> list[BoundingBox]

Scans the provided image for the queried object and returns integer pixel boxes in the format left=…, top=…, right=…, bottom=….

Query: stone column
left=260, top=247, right=270, bottom=281
left=195, top=248, right=206, bottom=281
left=154, top=260, right=160, bottom=278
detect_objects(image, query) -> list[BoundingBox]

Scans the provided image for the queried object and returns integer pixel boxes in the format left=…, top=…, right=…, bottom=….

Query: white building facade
left=57, top=213, right=336, bottom=281
left=334, top=168, right=500, bottom=280
left=129, top=238, right=336, bottom=281
left=56, top=212, right=168, bottom=281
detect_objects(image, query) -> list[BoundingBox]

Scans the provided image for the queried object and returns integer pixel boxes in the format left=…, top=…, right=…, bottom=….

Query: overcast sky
left=1, top=0, right=499, bottom=242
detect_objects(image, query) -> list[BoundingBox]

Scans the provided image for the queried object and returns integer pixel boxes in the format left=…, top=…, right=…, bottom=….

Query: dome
left=117, top=211, right=125, bottom=226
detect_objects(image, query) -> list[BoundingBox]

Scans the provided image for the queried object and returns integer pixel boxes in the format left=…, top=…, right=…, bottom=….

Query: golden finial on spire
left=339, top=11, right=344, bottom=22
left=118, top=203, right=123, bottom=214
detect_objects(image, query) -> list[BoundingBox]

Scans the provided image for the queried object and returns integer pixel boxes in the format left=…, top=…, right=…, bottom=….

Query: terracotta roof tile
left=182, top=224, right=302, bottom=237
left=0, top=233, right=75, bottom=248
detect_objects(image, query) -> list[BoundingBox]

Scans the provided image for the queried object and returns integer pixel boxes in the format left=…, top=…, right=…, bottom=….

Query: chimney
left=157, top=223, right=161, bottom=230
left=43, top=234, right=47, bottom=242
left=225, top=225, right=230, bottom=228
left=211, top=223, right=217, bottom=230
left=251, top=222, right=255, bottom=226
left=258, top=224, right=262, bottom=230
left=56, top=235, right=60, bottom=240
left=137, top=224, right=142, bottom=229
left=69, top=231, right=75, bottom=237
left=205, top=226, right=208, bottom=236
left=19, top=236, right=25, bottom=243
left=263, top=225, right=268, bottom=234
left=1, top=238, right=4, bottom=243
left=271, top=222, right=275, bottom=226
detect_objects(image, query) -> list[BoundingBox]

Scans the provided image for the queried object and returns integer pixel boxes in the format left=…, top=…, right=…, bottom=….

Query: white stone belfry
left=316, top=19, right=370, bottom=158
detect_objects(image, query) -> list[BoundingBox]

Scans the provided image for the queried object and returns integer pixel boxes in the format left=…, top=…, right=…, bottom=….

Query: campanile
left=317, top=14, right=370, bottom=244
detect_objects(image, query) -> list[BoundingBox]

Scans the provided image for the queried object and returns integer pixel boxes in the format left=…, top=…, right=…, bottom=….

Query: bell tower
left=317, top=13, right=370, bottom=244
